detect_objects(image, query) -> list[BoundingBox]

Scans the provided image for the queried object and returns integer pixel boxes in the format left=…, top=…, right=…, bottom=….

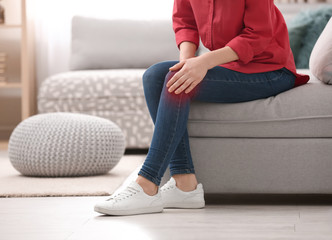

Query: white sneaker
left=160, top=177, right=205, bottom=209
left=94, top=181, right=163, bottom=216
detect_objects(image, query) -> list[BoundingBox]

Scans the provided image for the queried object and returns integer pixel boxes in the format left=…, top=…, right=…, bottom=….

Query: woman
left=94, top=0, right=310, bottom=216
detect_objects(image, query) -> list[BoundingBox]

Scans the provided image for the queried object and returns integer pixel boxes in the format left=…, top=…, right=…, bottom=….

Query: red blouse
left=172, top=0, right=310, bottom=87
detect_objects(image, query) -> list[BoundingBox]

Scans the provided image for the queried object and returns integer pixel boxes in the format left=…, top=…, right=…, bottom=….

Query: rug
left=0, top=150, right=145, bottom=197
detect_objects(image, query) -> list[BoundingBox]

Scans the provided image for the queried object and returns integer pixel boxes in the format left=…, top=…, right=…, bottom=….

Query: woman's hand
left=167, top=45, right=239, bottom=95
left=167, top=57, right=208, bottom=94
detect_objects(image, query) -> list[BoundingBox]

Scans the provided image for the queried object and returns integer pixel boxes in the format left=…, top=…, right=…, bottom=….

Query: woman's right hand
left=167, top=56, right=208, bottom=95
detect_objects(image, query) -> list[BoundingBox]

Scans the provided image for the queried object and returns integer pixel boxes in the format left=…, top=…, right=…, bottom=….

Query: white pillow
left=70, top=16, right=179, bottom=70
left=309, top=17, right=332, bottom=84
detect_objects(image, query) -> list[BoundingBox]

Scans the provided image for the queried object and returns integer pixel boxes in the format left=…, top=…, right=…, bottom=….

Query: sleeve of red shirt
left=172, top=0, right=200, bottom=49
left=226, top=0, right=275, bottom=65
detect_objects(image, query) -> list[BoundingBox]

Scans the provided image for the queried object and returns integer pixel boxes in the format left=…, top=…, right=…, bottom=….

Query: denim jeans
left=137, top=60, right=296, bottom=186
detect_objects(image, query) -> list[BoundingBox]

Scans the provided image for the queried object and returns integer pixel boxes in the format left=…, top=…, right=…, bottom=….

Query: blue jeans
left=137, top=60, right=296, bottom=186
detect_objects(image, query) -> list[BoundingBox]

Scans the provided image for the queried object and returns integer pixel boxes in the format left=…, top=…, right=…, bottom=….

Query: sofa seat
left=38, top=69, right=155, bottom=149
left=161, top=69, right=332, bottom=194
left=188, top=70, right=332, bottom=138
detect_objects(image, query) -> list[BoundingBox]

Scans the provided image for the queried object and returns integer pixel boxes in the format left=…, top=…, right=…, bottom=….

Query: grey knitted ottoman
left=8, top=112, right=126, bottom=177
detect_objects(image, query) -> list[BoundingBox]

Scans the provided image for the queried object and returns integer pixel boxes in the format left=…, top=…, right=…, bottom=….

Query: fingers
left=169, top=61, right=185, bottom=71
left=168, top=73, right=186, bottom=92
left=173, top=78, right=195, bottom=94
left=166, top=69, right=183, bottom=88
left=184, top=81, right=198, bottom=94
left=167, top=61, right=186, bottom=87
left=167, top=60, right=200, bottom=94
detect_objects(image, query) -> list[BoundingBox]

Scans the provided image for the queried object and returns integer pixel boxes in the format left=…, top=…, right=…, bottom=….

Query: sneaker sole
left=163, top=201, right=205, bottom=209
left=94, top=205, right=163, bottom=216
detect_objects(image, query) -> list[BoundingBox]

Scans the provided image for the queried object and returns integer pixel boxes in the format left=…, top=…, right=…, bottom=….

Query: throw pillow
left=309, top=17, right=332, bottom=85
left=288, top=6, right=332, bottom=69
left=287, top=15, right=310, bottom=63
left=70, top=16, right=179, bottom=70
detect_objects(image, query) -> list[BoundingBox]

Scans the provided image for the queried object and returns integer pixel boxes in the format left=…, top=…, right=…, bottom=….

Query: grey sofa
left=162, top=69, right=332, bottom=194
left=38, top=6, right=332, bottom=194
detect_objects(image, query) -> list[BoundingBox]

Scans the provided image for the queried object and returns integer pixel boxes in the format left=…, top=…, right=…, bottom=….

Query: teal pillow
left=288, top=13, right=311, bottom=62
left=288, top=6, right=332, bottom=68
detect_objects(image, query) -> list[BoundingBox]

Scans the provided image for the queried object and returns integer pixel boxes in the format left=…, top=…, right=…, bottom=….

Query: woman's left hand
left=167, top=57, right=208, bottom=94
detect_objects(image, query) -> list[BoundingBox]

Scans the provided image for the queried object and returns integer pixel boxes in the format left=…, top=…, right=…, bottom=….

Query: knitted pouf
left=8, top=112, right=126, bottom=177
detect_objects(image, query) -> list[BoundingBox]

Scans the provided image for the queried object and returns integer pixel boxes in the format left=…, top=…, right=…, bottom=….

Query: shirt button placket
left=208, top=0, right=214, bottom=49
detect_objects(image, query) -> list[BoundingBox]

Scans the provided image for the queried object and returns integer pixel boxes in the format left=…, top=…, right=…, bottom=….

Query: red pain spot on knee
left=164, top=89, right=195, bottom=107
left=166, top=70, right=178, bottom=82
left=164, top=70, right=199, bottom=105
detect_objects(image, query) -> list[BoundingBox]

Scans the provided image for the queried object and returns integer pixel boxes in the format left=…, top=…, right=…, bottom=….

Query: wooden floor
left=1, top=140, right=332, bottom=240
left=1, top=196, right=332, bottom=240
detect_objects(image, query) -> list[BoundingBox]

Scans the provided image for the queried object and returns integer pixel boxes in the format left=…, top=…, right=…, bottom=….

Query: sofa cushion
left=38, top=69, right=147, bottom=112
left=70, top=16, right=179, bottom=70
left=310, top=17, right=332, bottom=85
left=188, top=69, right=332, bottom=138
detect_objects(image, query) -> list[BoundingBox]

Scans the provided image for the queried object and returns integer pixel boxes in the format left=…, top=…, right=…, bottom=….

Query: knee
left=142, top=67, right=156, bottom=88
left=142, top=61, right=178, bottom=87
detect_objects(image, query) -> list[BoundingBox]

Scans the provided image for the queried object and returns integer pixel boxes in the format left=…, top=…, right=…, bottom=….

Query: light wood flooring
left=1, top=140, right=332, bottom=240
left=1, top=196, right=332, bottom=240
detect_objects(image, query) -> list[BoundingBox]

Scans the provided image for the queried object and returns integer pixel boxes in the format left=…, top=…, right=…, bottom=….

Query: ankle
left=172, top=173, right=198, bottom=192
left=136, top=175, right=158, bottom=196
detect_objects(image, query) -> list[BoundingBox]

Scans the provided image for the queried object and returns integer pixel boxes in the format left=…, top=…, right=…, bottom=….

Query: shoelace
left=106, top=186, right=140, bottom=202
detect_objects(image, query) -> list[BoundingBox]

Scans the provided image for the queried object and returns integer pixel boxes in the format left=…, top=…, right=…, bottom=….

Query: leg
left=142, top=61, right=195, bottom=173
left=138, top=70, right=195, bottom=187
left=139, top=61, right=198, bottom=192
left=191, top=66, right=296, bottom=103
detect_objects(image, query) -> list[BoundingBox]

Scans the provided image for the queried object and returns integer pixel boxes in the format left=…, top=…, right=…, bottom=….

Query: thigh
left=191, top=66, right=296, bottom=103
